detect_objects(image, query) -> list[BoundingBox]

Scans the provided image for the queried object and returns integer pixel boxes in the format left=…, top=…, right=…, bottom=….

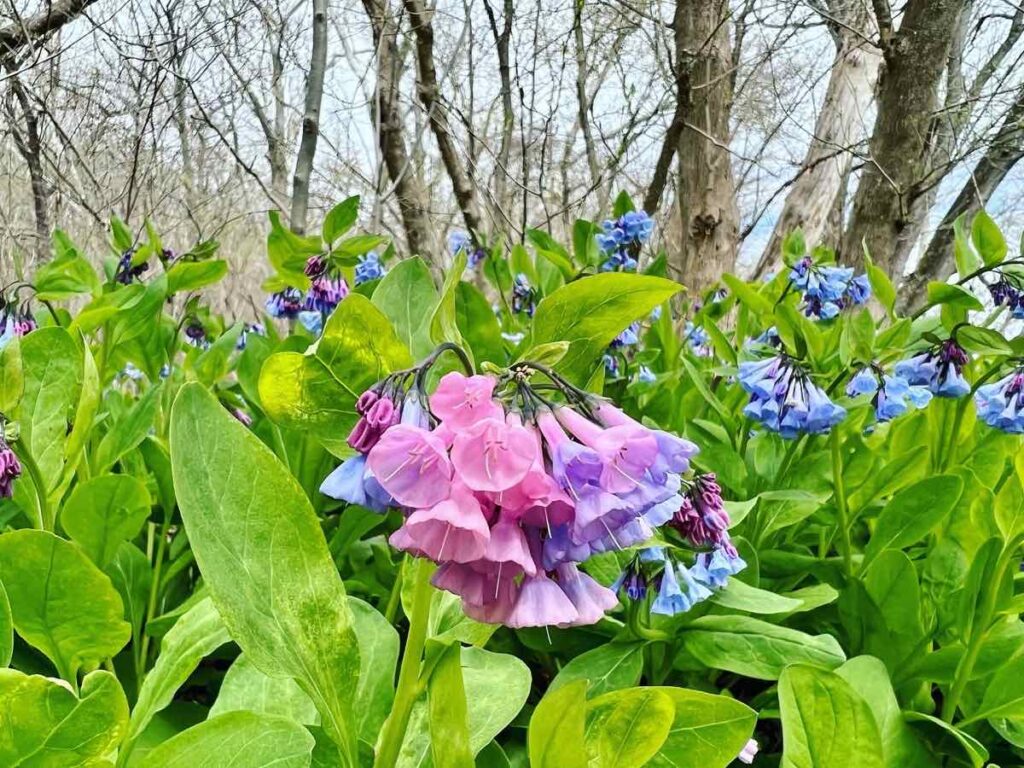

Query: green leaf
left=170, top=383, right=360, bottom=762
left=925, top=283, right=983, bottom=312
left=904, top=712, right=987, bottom=768
left=350, top=596, right=399, bottom=742
left=957, top=326, right=1013, bottom=356
left=209, top=653, right=318, bottom=725
left=0, top=530, right=129, bottom=681
left=611, top=191, right=635, bottom=217
left=0, top=335, right=23, bottom=414
left=862, top=475, right=962, bottom=569
left=105, top=542, right=151, bottom=639
left=430, top=252, right=467, bottom=348
left=0, top=669, right=128, bottom=766
left=721, top=274, right=773, bottom=316
left=527, top=229, right=574, bottom=280
left=646, top=687, right=757, bottom=768
left=111, top=215, right=134, bottom=252
left=17, top=327, right=82, bottom=490
left=267, top=210, right=319, bottom=287
left=585, top=688, right=674, bottom=768
left=331, top=234, right=388, bottom=263
left=779, top=664, right=884, bottom=768
left=529, top=680, right=587, bottom=768
left=61, top=474, right=151, bottom=568
left=711, top=579, right=804, bottom=614
left=0, top=581, right=11, bottom=667
left=953, top=214, right=983, bottom=279
left=144, top=711, right=315, bottom=768
left=124, top=597, right=230, bottom=752
left=866, top=262, right=897, bottom=318
left=371, top=257, right=438, bottom=358
left=971, top=647, right=1024, bottom=722
left=260, top=295, right=412, bottom=453
left=427, top=644, right=474, bottom=768
left=33, top=245, right=100, bottom=300
left=166, top=260, right=228, bottom=294
left=529, top=273, right=680, bottom=384
left=456, top=282, right=505, bottom=365
left=323, top=196, right=360, bottom=244
left=679, top=616, right=845, bottom=680
left=549, top=643, right=643, bottom=697
left=573, top=219, right=601, bottom=269
left=94, top=383, right=162, bottom=472
left=971, top=210, right=1007, bottom=267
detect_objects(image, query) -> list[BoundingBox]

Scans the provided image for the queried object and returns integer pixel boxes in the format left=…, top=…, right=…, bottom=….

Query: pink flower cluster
left=322, top=367, right=699, bottom=628
left=0, top=439, right=21, bottom=499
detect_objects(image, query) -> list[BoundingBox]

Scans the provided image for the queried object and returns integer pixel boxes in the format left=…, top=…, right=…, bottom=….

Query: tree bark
left=361, top=0, right=432, bottom=259
left=4, top=69, right=50, bottom=262
left=403, top=0, right=484, bottom=241
left=898, top=86, right=1024, bottom=314
left=841, top=0, right=967, bottom=272
left=0, top=0, right=100, bottom=58
left=482, top=0, right=514, bottom=222
left=672, top=0, right=739, bottom=292
left=289, top=0, right=328, bottom=234
left=752, top=0, right=880, bottom=278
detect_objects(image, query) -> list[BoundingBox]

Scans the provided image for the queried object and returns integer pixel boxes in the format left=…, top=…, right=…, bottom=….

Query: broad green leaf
left=455, top=282, right=505, bottom=365
left=94, top=384, right=162, bottom=472
left=529, top=273, right=680, bottom=384
left=323, top=196, right=360, bottom=244
left=371, top=257, right=438, bottom=358
left=779, top=664, right=884, bottom=768
left=721, top=274, right=773, bottom=316
left=711, top=578, right=803, bottom=614
left=0, top=669, right=128, bottom=766
left=549, top=643, right=643, bottom=697
left=17, top=327, right=82, bottom=489
left=953, top=214, right=983, bottom=279
left=528, top=680, right=587, bottom=768
left=0, top=530, right=128, bottom=680
left=33, top=247, right=100, bottom=300
left=105, top=542, right=151, bottom=638
left=170, top=383, right=360, bottom=762
left=835, top=656, right=937, bottom=767
left=429, top=252, right=467, bottom=348
left=904, top=712, right=987, bottom=768
left=647, top=687, right=757, bottom=768
left=144, top=711, right=314, bottom=768
left=971, top=653, right=1024, bottom=722
left=925, top=283, right=983, bottom=312
left=260, top=295, right=412, bottom=454
left=862, top=551, right=925, bottom=668
left=679, top=616, right=845, bottom=680
left=0, top=581, right=10, bottom=667
left=61, top=475, right=151, bottom=568
left=585, top=688, right=674, bottom=768
left=350, top=596, right=399, bottom=742
left=957, top=326, right=1013, bottom=356
left=971, top=210, right=1007, bottom=266
left=57, top=339, right=99, bottom=501
left=427, top=645, right=474, bottom=768
left=124, top=597, right=230, bottom=752
left=267, top=210, right=319, bottom=287
left=527, top=229, right=574, bottom=280
left=209, top=653, right=318, bottom=725
left=862, top=475, right=962, bottom=569
left=165, top=260, right=228, bottom=294
left=0, top=335, right=23, bottom=413
left=331, top=234, right=388, bottom=263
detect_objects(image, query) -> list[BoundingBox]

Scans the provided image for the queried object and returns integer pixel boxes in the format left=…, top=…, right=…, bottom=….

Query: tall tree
left=289, top=0, right=328, bottom=234
left=841, top=0, right=968, bottom=272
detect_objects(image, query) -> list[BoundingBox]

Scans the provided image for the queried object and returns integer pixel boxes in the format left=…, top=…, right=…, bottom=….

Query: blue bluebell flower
left=355, top=252, right=387, bottom=284
left=611, top=322, right=641, bottom=348
left=738, top=355, right=846, bottom=437
left=610, top=555, right=649, bottom=600
left=114, top=248, right=148, bottom=285
left=236, top=322, right=266, bottom=350
left=684, top=321, right=712, bottom=357
left=845, top=274, right=871, bottom=305
left=692, top=547, right=747, bottom=589
left=788, top=257, right=869, bottom=319
left=303, top=256, right=348, bottom=314
left=298, top=311, right=323, bottom=335
left=603, top=353, right=620, bottom=377
left=636, top=365, right=656, bottom=383
left=159, top=364, right=172, bottom=379
left=975, top=368, right=1024, bottom=433
left=846, top=366, right=932, bottom=422
left=597, top=211, right=652, bottom=271
left=651, top=562, right=713, bottom=615
left=988, top=278, right=1024, bottom=319
left=184, top=322, right=210, bottom=350
left=265, top=287, right=304, bottom=319
left=449, top=230, right=486, bottom=268
left=511, top=273, right=536, bottom=316
left=895, top=339, right=970, bottom=397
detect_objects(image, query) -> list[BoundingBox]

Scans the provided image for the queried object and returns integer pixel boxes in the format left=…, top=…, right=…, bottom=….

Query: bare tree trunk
left=4, top=69, right=50, bottom=262
left=573, top=0, right=600, bottom=190
left=752, top=0, right=879, bottom=277
left=483, top=0, right=514, bottom=220
left=898, top=87, right=1024, bottom=314
left=403, top=0, right=484, bottom=240
left=672, top=0, right=739, bottom=292
left=841, top=0, right=967, bottom=272
left=268, top=7, right=290, bottom=204
left=289, top=0, right=328, bottom=234
left=361, top=0, right=432, bottom=258
left=0, top=0, right=100, bottom=57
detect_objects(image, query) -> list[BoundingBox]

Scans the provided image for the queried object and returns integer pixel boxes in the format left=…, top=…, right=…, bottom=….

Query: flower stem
left=830, top=430, right=853, bottom=577
left=374, top=557, right=433, bottom=768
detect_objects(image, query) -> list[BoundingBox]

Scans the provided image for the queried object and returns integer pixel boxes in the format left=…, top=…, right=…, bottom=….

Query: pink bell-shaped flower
left=450, top=418, right=538, bottom=492
left=430, top=372, right=504, bottom=430
left=368, top=424, right=452, bottom=508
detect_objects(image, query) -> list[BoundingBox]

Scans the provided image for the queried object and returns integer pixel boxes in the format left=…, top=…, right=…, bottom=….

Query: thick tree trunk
left=289, top=0, right=328, bottom=234
left=672, top=0, right=739, bottom=292
left=361, top=0, right=432, bottom=259
left=898, top=87, right=1024, bottom=314
left=752, top=0, right=879, bottom=278
left=403, top=0, right=484, bottom=241
left=0, top=0, right=99, bottom=57
left=841, top=0, right=967, bottom=272
left=482, top=0, right=514, bottom=224
left=5, top=69, right=50, bottom=262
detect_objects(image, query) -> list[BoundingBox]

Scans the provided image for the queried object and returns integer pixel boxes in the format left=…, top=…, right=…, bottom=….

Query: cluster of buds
left=0, top=284, right=37, bottom=348
left=321, top=345, right=701, bottom=628
left=0, top=419, right=20, bottom=499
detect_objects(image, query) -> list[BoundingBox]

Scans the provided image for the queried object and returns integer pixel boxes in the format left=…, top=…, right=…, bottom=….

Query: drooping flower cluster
left=0, top=431, right=20, bottom=499
left=355, top=252, right=387, bottom=285
left=114, top=248, right=148, bottom=285
left=684, top=321, right=712, bottom=357
left=895, top=339, right=970, bottom=398
left=846, top=365, right=932, bottom=422
left=738, top=355, right=846, bottom=438
left=988, top=276, right=1024, bottom=319
left=450, top=231, right=487, bottom=269
left=511, top=274, right=536, bottom=316
left=598, top=211, right=653, bottom=272
left=321, top=353, right=701, bottom=628
left=788, top=257, right=870, bottom=319
left=605, top=322, right=641, bottom=376
left=236, top=322, right=267, bottom=351
left=184, top=322, right=209, bottom=350
left=265, top=287, right=304, bottom=320
left=303, top=256, right=349, bottom=314
left=975, top=368, right=1024, bottom=433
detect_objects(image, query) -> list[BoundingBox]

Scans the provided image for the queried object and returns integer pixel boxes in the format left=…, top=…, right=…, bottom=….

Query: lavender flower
left=975, top=368, right=1024, bottom=433
left=511, top=273, right=536, bottom=316
left=895, top=339, right=970, bottom=398
left=355, top=252, right=387, bottom=284
left=738, top=355, right=846, bottom=437
left=265, top=287, right=304, bottom=319
left=0, top=436, right=21, bottom=499
left=846, top=366, right=932, bottom=422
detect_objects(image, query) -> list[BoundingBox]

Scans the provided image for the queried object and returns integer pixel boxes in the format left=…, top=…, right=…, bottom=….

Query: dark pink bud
left=347, top=418, right=378, bottom=453
left=366, top=397, right=395, bottom=428
left=356, top=390, right=379, bottom=415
